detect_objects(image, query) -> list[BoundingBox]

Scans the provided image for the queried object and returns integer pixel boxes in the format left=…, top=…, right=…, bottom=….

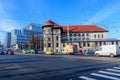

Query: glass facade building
left=4, top=23, right=43, bottom=49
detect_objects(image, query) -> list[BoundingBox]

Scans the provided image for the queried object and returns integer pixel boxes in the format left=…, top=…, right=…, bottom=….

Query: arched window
left=101, top=34, right=103, bottom=38
left=48, top=29, right=51, bottom=34
left=86, top=33, right=89, bottom=36
left=78, top=34, right=81, bottom=36
left=56, top=36, right=59, bottom=41
left=94, top=35, right=96, bottom=38
left=56, top=43, right=59, bottom=47
left=70, top=33, right=72, bottom=36
left=82, top=33, right=84, bottom=36
left=74, top=34, right=76, bottom=36
left=98, top=34, right=100, bottom=38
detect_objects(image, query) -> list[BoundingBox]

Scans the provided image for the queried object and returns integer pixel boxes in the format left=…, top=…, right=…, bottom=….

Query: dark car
left=86, top=50, right=95, bottom=54
left=0, top=51, right=5, bottom=55
left=0, top=49, right=7, bottom=55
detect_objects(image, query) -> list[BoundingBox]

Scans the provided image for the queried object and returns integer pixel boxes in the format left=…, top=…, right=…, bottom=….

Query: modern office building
left=4, top=32, right=11, bottom=48
left=11, top=29, right=28, bottom=48
left=4, top=23, right=43, bottom=49
left=24, top=23, right=43, bottom=38
left=42, top=20, right=120, bottom=53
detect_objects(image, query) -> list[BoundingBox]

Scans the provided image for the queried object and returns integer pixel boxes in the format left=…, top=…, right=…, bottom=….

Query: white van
left=95, top=45, right=120, bottom=57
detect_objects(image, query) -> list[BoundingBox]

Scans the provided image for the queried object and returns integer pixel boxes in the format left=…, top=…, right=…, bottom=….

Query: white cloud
left=85, top=1, right=120, bottom=24
left=0, top=2, right=19, bottom=43
left=0, top=19, right=18, bottom=32
left=0, top=2, right=18, bottom=32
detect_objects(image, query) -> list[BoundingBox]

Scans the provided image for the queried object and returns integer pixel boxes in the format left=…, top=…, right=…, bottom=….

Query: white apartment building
left=42, top=20, right=120, bottom=53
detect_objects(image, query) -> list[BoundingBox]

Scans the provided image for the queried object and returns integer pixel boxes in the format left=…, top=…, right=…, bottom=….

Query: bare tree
left=29, top=35, right=43, bottom=51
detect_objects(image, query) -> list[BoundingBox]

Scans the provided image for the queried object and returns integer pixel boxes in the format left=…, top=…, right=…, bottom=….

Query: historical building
left=42, top=20, right=120, bottom=53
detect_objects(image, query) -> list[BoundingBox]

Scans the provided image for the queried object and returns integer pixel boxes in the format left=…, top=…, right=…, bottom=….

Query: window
left=48, top=36, right=51, bottom=41
left=74, top=34, right=76, bottom=36
left=82, top=33, right=84, bottom=36
left=79, top=42, right=82, bottom=48
left=48, top=29, right=51, bottom=34
left=116, top=41, right=118, bottom=45
left=101, top=34, right=103, bottom=38
left=74, top=38, right=76, bottom=40
left=78, top=34, right=81, bottom=36
left=100, top=42, right=102, bottom=46
left=56, top=43, right=59, bottom=47
left=86, top=33, right=89, bottom=36
left=70, top=34, right=72, bottom=36
left=44, top=43, right=46, bottom=47
left=56, top=36, right=59, bottom=41
left=83, top=42, right=86, bottom=47
left=55, top=29, right=59, bottom=33
left=103, top=42, right=106, bottom=45
left=87, top=38, right=89, bottom=40
left=63, top=44, right=65, bottom=47
left=94, top=35, right=96, bottom=38
left=87, top=42, right=90, bottom=47
left=98, top=34, right=100, bottom=38
left=48, top=43, right=51, bottom=47
left=112, top=41, right=114, bottom=45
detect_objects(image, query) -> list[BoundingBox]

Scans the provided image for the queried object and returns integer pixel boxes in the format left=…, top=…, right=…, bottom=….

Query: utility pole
left=67, top=24, right=70, bottom=44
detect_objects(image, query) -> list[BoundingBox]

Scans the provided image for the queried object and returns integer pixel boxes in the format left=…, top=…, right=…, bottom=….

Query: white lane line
left=99, top=71, right=120, bottom=76
left=78, top=76, right=97, bottom=80
left=107, top=69, right=120, bottom=72
left=114, top=67, right=120, bottom=69
left=91, top=73, right=120, bottom=80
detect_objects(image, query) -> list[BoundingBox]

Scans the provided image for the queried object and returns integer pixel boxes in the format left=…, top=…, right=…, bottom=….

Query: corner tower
left=42, top=20, right=62, bottom=53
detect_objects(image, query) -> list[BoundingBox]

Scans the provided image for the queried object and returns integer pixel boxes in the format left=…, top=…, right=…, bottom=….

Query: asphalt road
left=0, top=54, right=120, bottom=80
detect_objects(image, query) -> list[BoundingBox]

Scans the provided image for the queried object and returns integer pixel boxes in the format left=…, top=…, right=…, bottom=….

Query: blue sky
left=0, top=0, right=120, bottom=44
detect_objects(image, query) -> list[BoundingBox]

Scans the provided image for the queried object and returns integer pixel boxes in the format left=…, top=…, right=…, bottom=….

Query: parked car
left=77, top=50, right=83, bottom=54
left=0, top=51, right=5, bottom=55
left=95, top=45, right=120, bottom=57
left=0, top=49, right=8, bottom=55
left=61, top=45, right=74, bottom=55
left=6, top=49, right=14, bottom=55
left=22, top=49, right=27, bottom=54
left=45, top=51, right=54, bottom=55
left=86, top=50, right=95, bottom=54
left=26, top=49, right=35, bottom=54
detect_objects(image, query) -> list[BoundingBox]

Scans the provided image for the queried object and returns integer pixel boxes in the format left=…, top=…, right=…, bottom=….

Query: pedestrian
left=80, top=50, right=83, bottom=54
left=83, top=49, right=86, bottom=55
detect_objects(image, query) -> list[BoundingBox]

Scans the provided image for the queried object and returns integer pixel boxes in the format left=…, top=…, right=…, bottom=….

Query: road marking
left=78, top=76, right=97, bottom=80
left=107, top=69, right=120, bottom=72
left=113, top=67, right=120, bottom=69
left=99, top=71, right=120, bottom=76
left=91, top=73, right=120, bottom=80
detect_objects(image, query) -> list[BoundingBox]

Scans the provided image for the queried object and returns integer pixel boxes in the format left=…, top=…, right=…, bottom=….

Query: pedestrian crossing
left=76, top=66, right=120, bottom=80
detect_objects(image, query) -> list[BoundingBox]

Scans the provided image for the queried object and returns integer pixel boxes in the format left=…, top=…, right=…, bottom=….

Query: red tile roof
left=43, top=20, right=108, bottom=32
left=44, top=20, right=60, bottom=27
left=62, top=25, right=108, bottom=32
